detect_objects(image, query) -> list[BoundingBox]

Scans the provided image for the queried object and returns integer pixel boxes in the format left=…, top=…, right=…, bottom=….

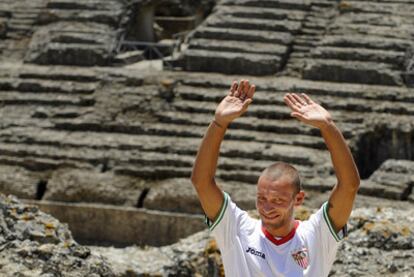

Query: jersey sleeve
left=305, top=201, right=347, bottom=263
left=205, top=191, right=253, bottom=250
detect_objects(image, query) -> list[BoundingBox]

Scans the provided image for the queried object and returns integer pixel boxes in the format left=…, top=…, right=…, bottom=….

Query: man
left=191, top=79, right=360, bottom=276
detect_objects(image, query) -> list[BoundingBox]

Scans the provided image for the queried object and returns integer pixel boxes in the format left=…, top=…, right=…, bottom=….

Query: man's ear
left=294, top=190, right=305, bottom=206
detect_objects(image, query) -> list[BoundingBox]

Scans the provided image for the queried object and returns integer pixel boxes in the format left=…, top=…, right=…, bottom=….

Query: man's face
left=256, top=175, right=300, bottom=232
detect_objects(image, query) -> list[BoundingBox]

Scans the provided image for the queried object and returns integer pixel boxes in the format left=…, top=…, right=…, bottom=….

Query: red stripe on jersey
left=261, top=220, right=299, bottom=246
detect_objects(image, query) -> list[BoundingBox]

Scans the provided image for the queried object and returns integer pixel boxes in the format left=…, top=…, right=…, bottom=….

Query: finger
left=284, top=94, right=301, bottom=112
left=229, top=81, right=238, bottom=96
left=236, top=80, right=244, bottom=97
left=242, top=80, right=250, bottom=99
left=285, top=93, right=301, bottom=106
left=301, top=93, right=314, bottom=104
left=291, top=93, right=306, bottom=106
left=247, top=84, right=255, bottom=99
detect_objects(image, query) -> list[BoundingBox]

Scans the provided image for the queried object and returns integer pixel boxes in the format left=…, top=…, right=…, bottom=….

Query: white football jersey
left=207, top=192, right=346, bottom=277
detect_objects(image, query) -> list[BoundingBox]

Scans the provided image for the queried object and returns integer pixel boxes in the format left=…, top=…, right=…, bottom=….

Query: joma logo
left=246, top=247, right=266, bottom=259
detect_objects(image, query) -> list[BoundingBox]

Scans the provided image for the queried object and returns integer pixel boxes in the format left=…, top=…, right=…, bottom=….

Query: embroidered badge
left=291, top=248, right=309, bottom=269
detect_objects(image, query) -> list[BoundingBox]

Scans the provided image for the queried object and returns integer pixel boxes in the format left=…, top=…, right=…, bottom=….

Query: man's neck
left=264, top=219, right=297, bottom=238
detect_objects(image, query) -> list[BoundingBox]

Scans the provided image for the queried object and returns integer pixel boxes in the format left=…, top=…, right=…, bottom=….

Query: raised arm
left=191, top=80, right=255, bottom=221
left=284, top=93, right=360, bottom=232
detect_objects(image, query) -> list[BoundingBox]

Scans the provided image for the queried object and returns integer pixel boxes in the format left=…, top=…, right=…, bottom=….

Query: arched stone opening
left=125, top=4, right=156, bottom=42
left=352, top=122, right=414, bottom=179
left=118, top=0, right=215, bottom=63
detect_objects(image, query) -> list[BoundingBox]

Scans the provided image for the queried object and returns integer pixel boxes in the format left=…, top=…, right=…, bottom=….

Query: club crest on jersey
left=291, top=248, right=309, bottom=269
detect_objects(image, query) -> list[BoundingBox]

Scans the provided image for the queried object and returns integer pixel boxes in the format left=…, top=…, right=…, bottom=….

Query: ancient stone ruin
left=0, top=0, right=414, bottom=275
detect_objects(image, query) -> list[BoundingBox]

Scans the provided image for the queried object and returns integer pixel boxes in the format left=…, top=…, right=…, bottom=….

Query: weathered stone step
left=116, top=163, right=319, bottom=184
left=307, top=9, right=337, bottom=18
left=50, top=32, right=109, bottom=45
left=339, top=1, right=414, bottom=16
left=142, top=178, right=253, bottom=214
left=299, top=27, right=324, bottom=35
left=355, top=0, right=414, bottom=3
left=182, top=49, right=282, bottom=75
left=0, top=142, right=193, bottom=171
left=0, top=77, right=97, bottom=94
left=0, top=129, right=327, bottom=167
left=25, top=43, right=113, bottom=66
left=46, top=0, right=123, bottom=11
left=174, top=85, right=414, bottom=116
left=192, top=26, right=293, bottom=45
left=154, top=109, right=327, bottom=139
left=0, top=91, right=95, bottom=106
left=214, top=5, right=306, bottom=21
left=169, top=102, right=358, bottom=134
left=310, top=0, right=336, bottom=8
left=0, top=63, right=100, bottom=82
left=168, top=102, right=361, bottom=136
left=172, top=98, right=291, bottom=119
left=309, top=5, right=333, bottom=12
left=303, top=59, right=404, bottom=86
left=18, top=72, right=99, bottom=82
left=310, top=47, right=405, bottom=68
left=294, top=38, right=318, bottom=47
left=319, top=35, right=412, bottom=52
left=335, top=12, right=414, bottom=27
left=10, top=12, right=39, bottom=20
left=206, top=14, right=302, bottom=34
left=292, top=45, right=312, bottom=52
left=188, top=38, right=288, bottom=56
left=289, top=52, right=307, bottom=59
left=4, top=7, right=44, bottom=14
left=0, top=127, right=323, bottom=173
left=0, top=155, right=92, bottom=171
left=302, top=21, right=329, bottom=30
left=6, top=23, right=32, bottom=33
left=220, top=0, right=311, bottom=11
left=40, top=9, right=123, bottom=27
left=305, top=14, right=332, bottom=22
left=329, top=23, right=414, bottom=40
left=7, top=18, right=35, bottom=25
left=113, top=50, right=144, bottom=66
left=178, top=74, right=414, bottom=102
left=0, top=126, right=306, bottom=160
left=0, top=104, right=93, bottom=119
left=220, top=158, right=319, bottom=179
left=51, top=120, right=204, bottom=139
left=365, top=159, right=414, bottom=200
left=1, top=32, right=22, bottom=40
left=113, top=165, right=187, bottom=180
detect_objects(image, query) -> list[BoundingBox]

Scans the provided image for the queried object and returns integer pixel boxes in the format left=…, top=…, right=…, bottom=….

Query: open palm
left=284, top=93, right=332, bottom=129
left=215, top=80, right=255, bottom=126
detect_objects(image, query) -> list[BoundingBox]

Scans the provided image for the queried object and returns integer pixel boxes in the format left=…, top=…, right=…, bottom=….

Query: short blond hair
left=261, top=162, right=302, bottom=194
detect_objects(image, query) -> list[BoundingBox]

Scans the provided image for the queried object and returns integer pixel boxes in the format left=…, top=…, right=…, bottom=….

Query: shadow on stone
left=352, top=121, right=414, bottom=179
left=36, top=180, right=47, bottom=200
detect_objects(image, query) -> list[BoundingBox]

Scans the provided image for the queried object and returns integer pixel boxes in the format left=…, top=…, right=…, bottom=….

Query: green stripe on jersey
left=322, top=202, right=341, bottom=242
left=209, top=192, right=229, bottom=231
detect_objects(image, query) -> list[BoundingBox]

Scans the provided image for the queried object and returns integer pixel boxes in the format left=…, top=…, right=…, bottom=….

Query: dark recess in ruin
left=99, top=160, right=109, bottom=173
left=137, top=188, right=150, bottom=208
left=36, top=180, right=48, bottom=200
left=120, top=0, right=215, bottom=59
left=353, top=124, right=414, bottom=179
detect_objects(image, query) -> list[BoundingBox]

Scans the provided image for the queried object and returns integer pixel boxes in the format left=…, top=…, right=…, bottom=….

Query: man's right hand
left=191, top=79, right=256, bottom=222
left=215, top=80, right=256, bottom=127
